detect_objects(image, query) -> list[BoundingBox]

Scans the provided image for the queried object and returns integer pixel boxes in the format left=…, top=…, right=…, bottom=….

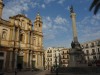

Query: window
left=63, top=60, right=65, bottom=63
left=50, top=58, right=52, bottom=61
left=86, top=50, right=89, bottom=54
left=67, top=55, right=69, bottom=59
left=63, top=55, right=65, bottom=58
left=33, top=55, right=35, bottom=58
left=20, top=34, right=24, bottom=42
left=93, top=56, right=97, bottom=60
left=87, top=56, right=90, bottom=60
left=92, top=49, right=95, bottom=53
left=81, top=45, right=84, bottom=48
left=67, top=51, right=69, bottom=54
left=39, top=24, right=41, bottom=27
left=2, top=31, right=7, bottom=40
left=91, top=49, right=95, bottom=55
left=98, top=48, right=100, bottom=53
left=62, top=51, right=64, bottom=54
left=86, top=44, right=88, bottom=48
left=0, top=52, right=4, bottom=57
left=97, top=41, right=100, bottom=46
left=91, top=43, right=94, bottom=47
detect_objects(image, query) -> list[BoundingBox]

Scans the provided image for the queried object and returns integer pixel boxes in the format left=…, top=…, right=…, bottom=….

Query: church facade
left=0, top=0, right=44, bottom=71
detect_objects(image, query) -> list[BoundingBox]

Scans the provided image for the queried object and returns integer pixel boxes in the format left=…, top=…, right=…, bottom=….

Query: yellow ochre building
left=0, top=0, right=44, bottom=71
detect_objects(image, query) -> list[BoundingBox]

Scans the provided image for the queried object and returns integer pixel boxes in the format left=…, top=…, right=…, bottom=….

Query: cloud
left=41, top=4, right=46, bottom=8
left=42, top=16, right=69, bottom=41
left=58, top=0, right=66, bottom=4
left=44, top=0, right=55, bottom=4
left=77, top=13, right=100, bottom=42
left=2, top=0, right=38, bottom=19
left=54, top=16, right=68, bottom=25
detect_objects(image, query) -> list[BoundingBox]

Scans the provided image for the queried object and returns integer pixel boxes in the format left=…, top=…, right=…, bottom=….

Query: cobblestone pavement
left=4, top=70, right=50, bottom=75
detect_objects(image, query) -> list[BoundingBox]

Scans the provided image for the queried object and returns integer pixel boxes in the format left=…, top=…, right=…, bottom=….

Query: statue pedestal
left=68, top=41, right=86, bottom=67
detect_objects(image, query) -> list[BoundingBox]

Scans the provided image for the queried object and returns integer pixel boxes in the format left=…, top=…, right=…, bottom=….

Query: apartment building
left=45, top=47, right=69, bottom=70
left=81, top=39, right=100, bottom=64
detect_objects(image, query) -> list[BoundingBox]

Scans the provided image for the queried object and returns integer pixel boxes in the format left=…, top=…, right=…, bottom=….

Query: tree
left=89, top=0, right=100, bottom=15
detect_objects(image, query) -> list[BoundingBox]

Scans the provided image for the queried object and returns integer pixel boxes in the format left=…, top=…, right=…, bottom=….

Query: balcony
left=61, top=56, right=69, bottom=59
left=97, top=52, right=100, bottom=54
left=47, top=55, right=52, bottom=57
left=97, top=42, right=100, bottom=46
left=64, top=51, right=69, bottom=54
left=90, top=45, right=95, bottom=47
left=85, top=53, right=90, bottom=56
left=47, top=51, right=52, bottom=53
left=85, top=46, right=89, bottom=48
left=91, top=52, right=96, bottom=55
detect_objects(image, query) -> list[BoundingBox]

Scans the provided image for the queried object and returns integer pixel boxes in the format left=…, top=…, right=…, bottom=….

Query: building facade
left=0, top=0, right=44, bottom=71
left=81, top=39, right=100, bottom=64
left=45, top=47, right=69, bottom=70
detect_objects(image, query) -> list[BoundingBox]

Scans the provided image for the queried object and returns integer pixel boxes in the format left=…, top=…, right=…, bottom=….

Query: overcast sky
left=2, top=0, right=100, bottom=49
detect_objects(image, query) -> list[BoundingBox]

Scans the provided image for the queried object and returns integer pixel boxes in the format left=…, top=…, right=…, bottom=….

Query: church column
left=41, top=53, right=43, bottom=69
left=12, top=25, right=16, bottom=70
left=9, top=50, right=12, bottom=70
left=17, top=28, right=19, bottom=41
left=28, top=31, right=30, bottom=44
left=30, top=51, right=32, bottom=69
left=26, top=52, right=29, bottom=68
left=14, top=49, right=18, bottom=69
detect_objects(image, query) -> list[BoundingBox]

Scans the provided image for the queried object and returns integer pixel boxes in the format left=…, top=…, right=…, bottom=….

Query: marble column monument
left=68, top=6, right=85, bottom=67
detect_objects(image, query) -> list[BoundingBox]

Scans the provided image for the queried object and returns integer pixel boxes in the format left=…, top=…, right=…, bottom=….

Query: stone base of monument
left=68, top=49, right=87, bottom=67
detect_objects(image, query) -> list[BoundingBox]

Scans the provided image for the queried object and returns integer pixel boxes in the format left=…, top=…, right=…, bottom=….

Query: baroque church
left=0, top=0, right=44, bottom=71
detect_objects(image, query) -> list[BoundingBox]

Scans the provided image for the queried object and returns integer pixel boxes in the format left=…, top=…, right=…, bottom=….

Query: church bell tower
left=34, top=12, right=43, bottom=32
left=33, top=12, right=43, bottom=69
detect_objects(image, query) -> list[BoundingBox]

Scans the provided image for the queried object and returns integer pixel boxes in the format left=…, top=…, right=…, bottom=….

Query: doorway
left=0, top=59, right=4, bottom=70
left=32, top=61, right=35, bottom=68
left=17, top=56, right=23, bottom=70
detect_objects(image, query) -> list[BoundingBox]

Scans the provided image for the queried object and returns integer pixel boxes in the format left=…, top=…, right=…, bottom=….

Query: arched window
left=20, top=34, right=24, bottom=42
left=39, top=24, right=41, bottom=27
left=2, top=31, right=7, bottom=40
